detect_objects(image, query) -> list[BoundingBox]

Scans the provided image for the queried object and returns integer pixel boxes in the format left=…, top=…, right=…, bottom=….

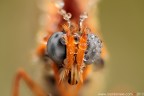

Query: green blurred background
left=0, top=0, right=144, bottom=96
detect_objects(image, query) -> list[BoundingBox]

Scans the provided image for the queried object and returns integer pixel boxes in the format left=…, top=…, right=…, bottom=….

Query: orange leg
left=12, top=69, right=47, bottom=96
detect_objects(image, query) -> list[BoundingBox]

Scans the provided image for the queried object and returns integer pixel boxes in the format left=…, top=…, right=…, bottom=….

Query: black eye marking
left=84, top=34, right=102, bottom=64
left=54, top=34, right=59, bottom=38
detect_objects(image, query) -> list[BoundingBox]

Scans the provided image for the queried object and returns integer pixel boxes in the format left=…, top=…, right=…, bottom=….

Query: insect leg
left=12, top=69, right=47, bottom=96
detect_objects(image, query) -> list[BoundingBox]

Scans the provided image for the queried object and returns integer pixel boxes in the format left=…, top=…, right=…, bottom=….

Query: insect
left=12, top=0, right=108, bottom=96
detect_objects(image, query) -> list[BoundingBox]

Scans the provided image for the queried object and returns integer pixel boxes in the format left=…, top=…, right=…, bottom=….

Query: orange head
left=47, top=23, right=102, bottom=85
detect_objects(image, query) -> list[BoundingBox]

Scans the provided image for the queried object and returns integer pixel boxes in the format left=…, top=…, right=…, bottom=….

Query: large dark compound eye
left=47, top=32, right=66, bottom=65
left=84, top=34, right=102, bottom=64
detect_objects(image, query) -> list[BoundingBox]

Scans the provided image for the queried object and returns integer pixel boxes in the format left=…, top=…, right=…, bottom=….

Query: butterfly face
left=47, top=25, right=102, bottom=85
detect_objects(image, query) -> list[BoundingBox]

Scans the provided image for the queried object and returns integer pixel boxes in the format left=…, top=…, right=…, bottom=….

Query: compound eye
left=47, top=32, right=66, bottom=65
left=84, top=34, right=102, bottom=64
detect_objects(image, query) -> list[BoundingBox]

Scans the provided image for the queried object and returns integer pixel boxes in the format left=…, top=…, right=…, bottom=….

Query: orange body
left=12, top=0, right=108, bottom=96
